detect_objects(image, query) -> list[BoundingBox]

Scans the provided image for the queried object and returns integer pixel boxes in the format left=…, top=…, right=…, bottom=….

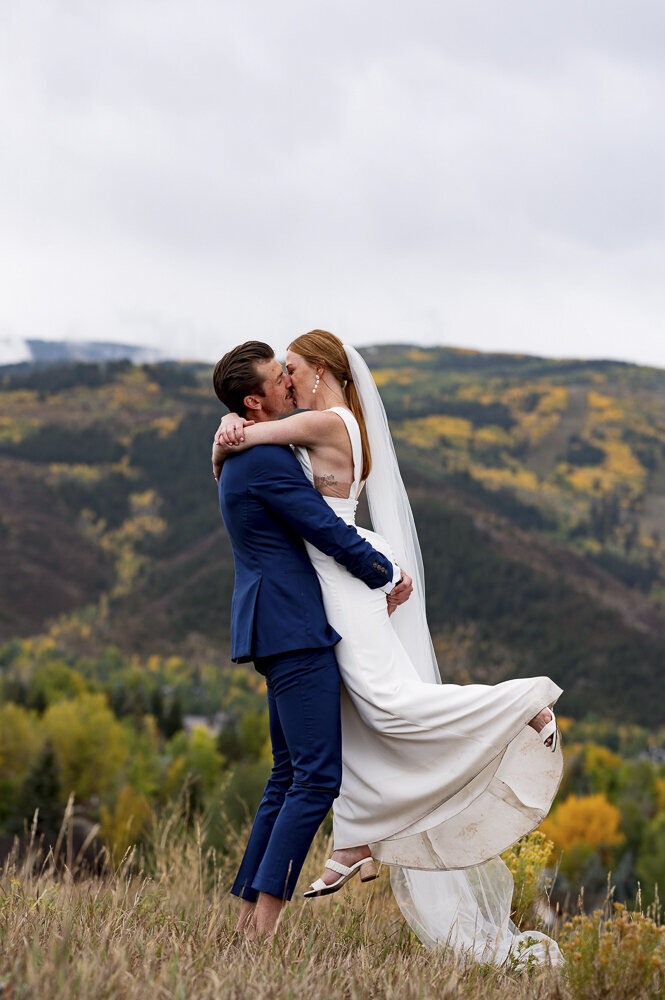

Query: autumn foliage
left=541, top=794, right=625, bottom=853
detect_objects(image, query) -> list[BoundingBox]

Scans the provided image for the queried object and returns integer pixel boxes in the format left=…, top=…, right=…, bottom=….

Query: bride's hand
left=215, top=412, right=255, bottom=446
left=387, top=570, right=413, bottom=615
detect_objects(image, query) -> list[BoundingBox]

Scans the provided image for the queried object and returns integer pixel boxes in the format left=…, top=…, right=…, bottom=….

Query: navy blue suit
left=218, top=443, right=395, bottom=901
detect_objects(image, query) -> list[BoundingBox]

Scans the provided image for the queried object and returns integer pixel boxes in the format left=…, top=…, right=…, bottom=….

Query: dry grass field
left=1, top=814, right=664, bottom=1000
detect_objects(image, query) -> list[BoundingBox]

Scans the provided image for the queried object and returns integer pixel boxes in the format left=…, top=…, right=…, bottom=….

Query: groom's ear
left=243, top=394, right=262, bottom=412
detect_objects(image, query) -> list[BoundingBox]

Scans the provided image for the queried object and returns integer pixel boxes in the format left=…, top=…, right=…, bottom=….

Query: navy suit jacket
left=219, top=443, right=395, bottom=663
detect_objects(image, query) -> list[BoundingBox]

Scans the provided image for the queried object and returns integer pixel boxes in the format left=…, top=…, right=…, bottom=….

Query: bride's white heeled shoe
left=303, top=856, right=379, bottom=898
left=539, top=709, right=559, bottom=752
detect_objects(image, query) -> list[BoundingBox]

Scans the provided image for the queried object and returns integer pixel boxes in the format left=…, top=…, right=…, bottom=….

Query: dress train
left=391, top=863, right=562, bottom=966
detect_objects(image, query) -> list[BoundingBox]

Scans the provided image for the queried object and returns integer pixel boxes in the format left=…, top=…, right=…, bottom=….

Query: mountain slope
left=1, top=348, right=664, bottom=724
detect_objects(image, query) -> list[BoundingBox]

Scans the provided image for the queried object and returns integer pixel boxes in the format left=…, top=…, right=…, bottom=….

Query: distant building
left=183, top=713, right=229, bottom=737
left=638, top=746, right=665, bottom=765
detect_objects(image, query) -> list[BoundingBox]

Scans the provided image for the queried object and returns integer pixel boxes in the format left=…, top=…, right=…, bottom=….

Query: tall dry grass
left=0, top=807, right=663, bottom=999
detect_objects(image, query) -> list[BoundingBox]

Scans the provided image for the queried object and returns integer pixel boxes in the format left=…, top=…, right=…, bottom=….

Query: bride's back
left=306, top=407, right=362, bottom=500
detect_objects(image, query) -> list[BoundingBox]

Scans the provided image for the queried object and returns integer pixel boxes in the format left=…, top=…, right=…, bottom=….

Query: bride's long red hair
left=288, top=330, right=372, bottom=482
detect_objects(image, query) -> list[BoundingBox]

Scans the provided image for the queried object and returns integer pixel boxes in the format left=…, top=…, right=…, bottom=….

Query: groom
left=212, top=341, right=411, bottom=937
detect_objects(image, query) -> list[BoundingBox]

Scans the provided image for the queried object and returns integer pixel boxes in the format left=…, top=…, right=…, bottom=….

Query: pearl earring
left=312, top=373, right=320, bottom=395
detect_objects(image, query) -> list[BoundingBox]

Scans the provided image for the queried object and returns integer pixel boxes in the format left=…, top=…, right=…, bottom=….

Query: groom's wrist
left=380, top=562, right=402, bottom=594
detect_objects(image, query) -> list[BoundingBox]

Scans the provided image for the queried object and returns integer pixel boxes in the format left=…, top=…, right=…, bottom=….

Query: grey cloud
left=0, top=0, right=664, bottom=365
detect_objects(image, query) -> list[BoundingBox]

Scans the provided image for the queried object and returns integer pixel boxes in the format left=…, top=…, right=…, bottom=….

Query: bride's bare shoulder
left=282, top=408, right=353, bottom=451
left=287, top=408, right=342, bottom=431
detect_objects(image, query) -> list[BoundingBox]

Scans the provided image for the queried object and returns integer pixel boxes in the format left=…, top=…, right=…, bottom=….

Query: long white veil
left=345, top=346, right=438, bottom=686
left=344, top=344, right=562, bottom=967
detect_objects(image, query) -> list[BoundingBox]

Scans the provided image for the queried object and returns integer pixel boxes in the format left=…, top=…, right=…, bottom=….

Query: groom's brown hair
left=213, top=341, right=274, bottom=415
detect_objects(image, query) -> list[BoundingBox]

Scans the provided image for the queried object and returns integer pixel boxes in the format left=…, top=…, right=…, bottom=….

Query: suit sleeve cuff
left=380, top=562, right=402, bottom=594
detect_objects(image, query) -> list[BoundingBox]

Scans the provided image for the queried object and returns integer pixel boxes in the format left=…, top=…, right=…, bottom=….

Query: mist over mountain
left=0, top=337, right=164, bottom=370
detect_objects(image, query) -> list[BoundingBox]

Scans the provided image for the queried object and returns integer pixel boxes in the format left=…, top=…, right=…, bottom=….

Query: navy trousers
left=231, top=645, right=342, bottom=902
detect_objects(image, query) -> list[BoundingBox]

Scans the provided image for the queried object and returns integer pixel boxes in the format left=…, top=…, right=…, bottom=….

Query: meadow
left=2, top=810, right=665, bottom=1000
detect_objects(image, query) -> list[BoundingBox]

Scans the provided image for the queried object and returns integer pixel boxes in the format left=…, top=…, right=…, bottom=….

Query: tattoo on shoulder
left=314, top=473, right=338, bottom=488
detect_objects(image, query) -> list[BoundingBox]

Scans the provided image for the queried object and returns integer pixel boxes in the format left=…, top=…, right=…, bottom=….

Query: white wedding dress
left=293, top=358, right=564, bottom=965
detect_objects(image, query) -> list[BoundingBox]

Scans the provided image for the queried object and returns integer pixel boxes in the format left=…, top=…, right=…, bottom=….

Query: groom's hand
left=212, top=445, right=224, bottom=484
left=387, top=570, right=413, bottom=616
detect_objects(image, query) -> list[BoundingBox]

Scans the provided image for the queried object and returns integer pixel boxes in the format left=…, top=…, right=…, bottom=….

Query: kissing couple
left=212, top=330, right=563, bottom=964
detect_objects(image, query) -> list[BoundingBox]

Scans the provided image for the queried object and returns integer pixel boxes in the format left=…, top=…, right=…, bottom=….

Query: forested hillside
left=2, top=345, right=665, bottom=907
left=1, top=346, right=664, bottom=725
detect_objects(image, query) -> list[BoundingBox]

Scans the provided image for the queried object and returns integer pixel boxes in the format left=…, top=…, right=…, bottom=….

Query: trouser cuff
left=251, top=873, right=297, bottom=901
left=230, top=877, right=259, bottom=902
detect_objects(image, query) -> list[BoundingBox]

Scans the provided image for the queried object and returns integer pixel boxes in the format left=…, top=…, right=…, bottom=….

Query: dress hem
left=334, top=685, right=562, bottom=852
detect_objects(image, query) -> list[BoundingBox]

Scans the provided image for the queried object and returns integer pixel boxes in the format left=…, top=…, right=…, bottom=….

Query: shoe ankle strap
left=325, top=858, right=352, bottom=876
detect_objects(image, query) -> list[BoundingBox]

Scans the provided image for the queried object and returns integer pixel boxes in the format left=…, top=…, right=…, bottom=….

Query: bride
left=213, top=330, right=563, bottom=964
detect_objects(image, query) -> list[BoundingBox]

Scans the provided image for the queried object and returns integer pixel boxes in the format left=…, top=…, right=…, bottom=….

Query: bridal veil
left=343, top=344, right=562, bottom=966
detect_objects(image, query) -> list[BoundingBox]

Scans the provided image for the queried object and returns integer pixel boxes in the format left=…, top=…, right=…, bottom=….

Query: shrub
left=561, top=901, right=665, bottom=999
left=100, top=784, right=152, bottom=864
left=501, top=830, right=554, bottom=929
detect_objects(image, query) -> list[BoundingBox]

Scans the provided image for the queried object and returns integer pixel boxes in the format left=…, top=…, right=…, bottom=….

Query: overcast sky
left=2, top=0, right=665, bottom=367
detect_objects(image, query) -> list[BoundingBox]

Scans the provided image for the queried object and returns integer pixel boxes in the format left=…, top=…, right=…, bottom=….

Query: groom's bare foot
left=528, top=708, right=554, bottom=746
left=309, top=845, right=373, bottom=890
left=234, top=899, right=256, bottom=935
left=245, top=892, right=283, bottom=939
